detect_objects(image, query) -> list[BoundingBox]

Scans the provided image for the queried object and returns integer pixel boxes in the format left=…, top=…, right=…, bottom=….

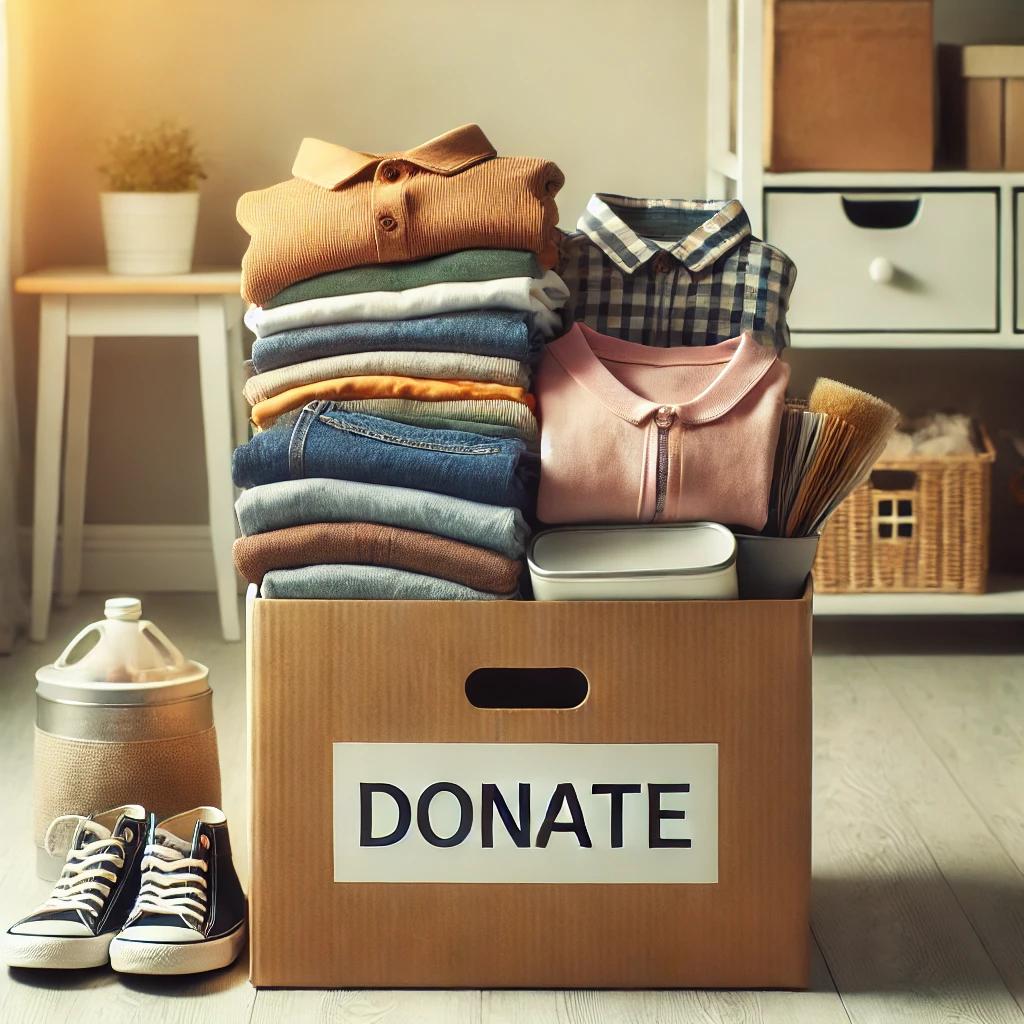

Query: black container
left=735, top=534, right=820, bottom=600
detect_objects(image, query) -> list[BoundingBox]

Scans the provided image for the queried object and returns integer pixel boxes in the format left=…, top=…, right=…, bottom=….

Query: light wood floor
left=1, top=594, right=1022, bottom=1023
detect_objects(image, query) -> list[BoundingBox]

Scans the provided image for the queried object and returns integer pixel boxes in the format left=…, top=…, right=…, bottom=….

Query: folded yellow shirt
left=250, top=375, right=535, bottom=428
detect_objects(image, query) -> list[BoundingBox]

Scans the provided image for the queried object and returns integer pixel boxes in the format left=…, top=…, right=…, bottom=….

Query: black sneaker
left=3, top=805, right=147, bottom=969
left=109, top=806, right=246, bottom=975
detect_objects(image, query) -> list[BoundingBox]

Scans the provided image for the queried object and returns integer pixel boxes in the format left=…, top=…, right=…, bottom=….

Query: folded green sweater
left=263, top=249, right=542, bottom=308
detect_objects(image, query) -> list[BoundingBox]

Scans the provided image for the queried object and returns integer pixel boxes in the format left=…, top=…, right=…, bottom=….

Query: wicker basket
left=814, top=423, right=996, bottom=593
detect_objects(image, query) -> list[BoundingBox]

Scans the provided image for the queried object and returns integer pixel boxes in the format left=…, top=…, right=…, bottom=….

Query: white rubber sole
left=109, top=924, right=246, bottom=976
left=3, top=929, right=114, bottom=969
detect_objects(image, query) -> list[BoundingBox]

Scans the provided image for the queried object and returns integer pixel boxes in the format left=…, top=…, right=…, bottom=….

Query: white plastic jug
left=33, top=597, right=221, bottom=879
left=49, top=596, right=188, bottom=683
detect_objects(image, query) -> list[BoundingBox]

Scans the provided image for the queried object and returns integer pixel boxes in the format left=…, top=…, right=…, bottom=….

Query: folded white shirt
left=244, top=270, right=569, bottom=339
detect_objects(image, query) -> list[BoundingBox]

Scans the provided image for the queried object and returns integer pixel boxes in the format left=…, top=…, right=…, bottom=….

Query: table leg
left=59, top=335, right=95, bottom=608
left=197, top=296, right=241, bottom=642
left=31, top=296, right=69, bottom=642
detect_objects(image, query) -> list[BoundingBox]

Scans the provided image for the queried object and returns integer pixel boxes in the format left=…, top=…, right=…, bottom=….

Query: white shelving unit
left=815, top=575, right=1024, bottom=617
left=707, top=0, right=1024, bottom=616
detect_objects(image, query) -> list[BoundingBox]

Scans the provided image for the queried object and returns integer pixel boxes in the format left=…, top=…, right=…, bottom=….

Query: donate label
left=332, top=742, right=718, bottom=884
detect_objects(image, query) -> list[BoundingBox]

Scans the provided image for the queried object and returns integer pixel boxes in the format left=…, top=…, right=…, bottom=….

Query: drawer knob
left=869, top=257, right=895, bottom=285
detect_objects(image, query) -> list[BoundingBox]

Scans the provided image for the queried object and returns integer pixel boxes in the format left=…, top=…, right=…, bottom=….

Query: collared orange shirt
left=237, top=124, right=564, bottom=305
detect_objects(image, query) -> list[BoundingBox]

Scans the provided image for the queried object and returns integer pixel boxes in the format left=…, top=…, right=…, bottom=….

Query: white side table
left=17, top=267, right=249, bottom=643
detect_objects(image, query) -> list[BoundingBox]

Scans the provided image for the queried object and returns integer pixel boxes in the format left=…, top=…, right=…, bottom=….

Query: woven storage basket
left=814, top=423, right=995, bottom=593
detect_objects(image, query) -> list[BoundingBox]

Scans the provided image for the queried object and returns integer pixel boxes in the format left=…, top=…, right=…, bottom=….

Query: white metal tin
left=528, top=523, right=738, bottom=601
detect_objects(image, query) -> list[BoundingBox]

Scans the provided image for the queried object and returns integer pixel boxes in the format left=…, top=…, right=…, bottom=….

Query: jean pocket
left=317, top=415, right=503, bottom=456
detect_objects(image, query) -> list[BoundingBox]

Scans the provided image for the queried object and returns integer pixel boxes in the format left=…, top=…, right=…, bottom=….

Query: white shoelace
left=38, top=815, right=127, bottom=918
left=133, top=842, right=208, bottom=927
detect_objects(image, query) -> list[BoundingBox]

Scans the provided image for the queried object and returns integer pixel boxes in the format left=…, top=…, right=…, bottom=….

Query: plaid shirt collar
left=577, top=194, right=753, bottom=275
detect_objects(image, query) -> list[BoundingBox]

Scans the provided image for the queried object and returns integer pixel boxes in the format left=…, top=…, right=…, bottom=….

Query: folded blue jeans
left=260, top=564, right=511, bottom=600
left=232, top=405, right=537, bottom=510
left=250, top=310, right=540, bottom=374
left=262, top=397, right=540, bottom=448
left=235, top=479, right=529, bottom=558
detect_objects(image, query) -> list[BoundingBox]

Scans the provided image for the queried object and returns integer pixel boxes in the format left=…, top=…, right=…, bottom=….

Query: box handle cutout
left=871, top=469, right=918, bottom=491
left=465, top=668, right=589, bottom=709
left=841, top=196, right=920, bottom=230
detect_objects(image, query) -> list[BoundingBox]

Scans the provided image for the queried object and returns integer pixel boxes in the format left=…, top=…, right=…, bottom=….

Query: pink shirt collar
left=546, top=323, right=779, bottom=426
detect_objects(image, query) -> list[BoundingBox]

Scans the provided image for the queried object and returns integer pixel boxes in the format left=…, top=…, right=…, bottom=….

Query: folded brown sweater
left=232, top=521, right=522, bottom=594
left=237, top=125, right=564, bottom=305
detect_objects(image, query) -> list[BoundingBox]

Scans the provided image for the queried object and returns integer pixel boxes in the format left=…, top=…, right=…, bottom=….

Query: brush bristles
left=808, top=378, right=900, bottom=438
left=808, top=377, right=900, bottom=488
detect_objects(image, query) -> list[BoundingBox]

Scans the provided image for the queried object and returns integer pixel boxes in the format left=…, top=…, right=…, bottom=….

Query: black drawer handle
left=842, top=196, right=921, bottom=230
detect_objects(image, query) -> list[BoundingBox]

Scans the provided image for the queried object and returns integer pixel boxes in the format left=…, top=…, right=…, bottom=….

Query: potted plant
left=98, top=121, right=206, bottom=275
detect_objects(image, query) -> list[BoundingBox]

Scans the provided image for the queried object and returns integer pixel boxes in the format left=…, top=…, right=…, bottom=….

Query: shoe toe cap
left=117, top=924, right=205, bottom=944
left=9, top=918, right=94, bottom=938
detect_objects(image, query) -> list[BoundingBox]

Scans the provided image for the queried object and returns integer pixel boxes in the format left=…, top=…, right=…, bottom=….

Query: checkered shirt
left=558, top=195, right=796, bottom=348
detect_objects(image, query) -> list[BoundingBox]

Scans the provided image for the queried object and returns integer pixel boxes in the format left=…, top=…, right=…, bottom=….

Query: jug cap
left=105, top=597, right=142, bottom=621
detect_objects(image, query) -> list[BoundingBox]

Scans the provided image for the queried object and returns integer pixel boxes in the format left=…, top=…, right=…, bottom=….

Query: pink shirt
left=536, top=324, right=789, bottom=528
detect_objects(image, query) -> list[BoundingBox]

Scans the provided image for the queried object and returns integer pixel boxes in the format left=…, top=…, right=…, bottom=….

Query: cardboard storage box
left=939, top=45, right=1024, bottom=171
left=247, top=589, right=812, bottom=989
left=766, top=0, right=934, bottom=171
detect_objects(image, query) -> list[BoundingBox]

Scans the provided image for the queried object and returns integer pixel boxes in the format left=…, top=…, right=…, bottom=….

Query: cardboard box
left=766, top=0, right=934, bottom=171
left=247, top=589, right=812, bottom=989
left=962, top=45, right=1024, bottom=79
left=939, top=44, right=1024, bottom=170
left=1006, top=78, right=1024, bottom=171
left=966, top=78, right=1004, bottom=170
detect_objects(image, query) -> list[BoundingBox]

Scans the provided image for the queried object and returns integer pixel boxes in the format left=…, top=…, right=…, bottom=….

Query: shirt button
left=654, top=254, right=673, bottom=274
left=378, top=214, right=398, bottom=231
left=381, top=164, right=400, bottom=182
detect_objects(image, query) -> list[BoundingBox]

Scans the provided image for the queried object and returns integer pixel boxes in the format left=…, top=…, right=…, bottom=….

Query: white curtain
left=0, top=0, right=25, bottom=653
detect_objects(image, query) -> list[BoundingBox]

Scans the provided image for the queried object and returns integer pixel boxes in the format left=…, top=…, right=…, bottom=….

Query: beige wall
left=10, top=0, right=708, bottom=525
left=11, top=0, right=1023, bottom=568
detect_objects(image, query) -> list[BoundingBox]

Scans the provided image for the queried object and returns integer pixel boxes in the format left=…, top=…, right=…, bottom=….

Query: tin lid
left=528, top=522, right=737, bottom=580
left=36, top=661, right=210, bottom=706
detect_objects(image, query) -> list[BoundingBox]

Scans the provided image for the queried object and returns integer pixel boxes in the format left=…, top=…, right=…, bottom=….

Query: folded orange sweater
left=251, top=374, right=535, bottom=428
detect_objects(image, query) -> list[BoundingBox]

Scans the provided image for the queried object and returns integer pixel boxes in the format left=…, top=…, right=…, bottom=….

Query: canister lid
left=35, top=661, right=210, bottom=706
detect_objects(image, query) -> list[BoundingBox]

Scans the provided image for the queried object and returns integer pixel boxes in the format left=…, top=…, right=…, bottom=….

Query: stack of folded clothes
left=231, top=124, right=566, bottom=600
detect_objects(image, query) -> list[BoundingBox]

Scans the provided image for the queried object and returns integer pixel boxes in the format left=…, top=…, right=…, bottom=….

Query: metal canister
left=33, top=599, right=221, bottom=879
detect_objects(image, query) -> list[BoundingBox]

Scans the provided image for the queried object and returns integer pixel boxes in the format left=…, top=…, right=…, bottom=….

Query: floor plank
left=485, top=990, right=679, bottom=1024
left=811, top=647, right=1023, bottom=1024
left=872, top=651, right=1024, bottom=1013
left=484, top=939, right=849, bottom=1024
left=882, top=651, right=1024, bottom=875
left=252, top=988, right=482, bottom=1023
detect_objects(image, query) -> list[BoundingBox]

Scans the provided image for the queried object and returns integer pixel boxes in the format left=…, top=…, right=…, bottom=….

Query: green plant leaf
left=98, top=120, right=207, bottom=192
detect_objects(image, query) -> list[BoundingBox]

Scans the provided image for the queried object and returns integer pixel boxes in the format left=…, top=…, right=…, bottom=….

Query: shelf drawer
left=765, top=190, right=998, bottom=332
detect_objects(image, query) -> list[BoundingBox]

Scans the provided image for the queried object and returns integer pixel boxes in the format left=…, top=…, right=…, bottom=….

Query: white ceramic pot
left=100, top=191, right=199, bottom=275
